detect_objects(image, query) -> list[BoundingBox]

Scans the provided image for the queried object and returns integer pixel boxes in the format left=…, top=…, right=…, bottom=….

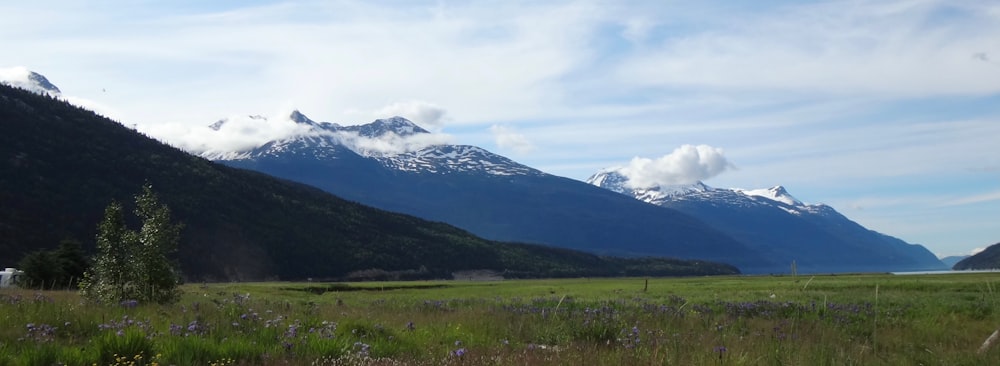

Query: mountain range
left=2, top=68, right=948, bottom=275
left=0, top=78, right=739, bottom=281
left=940, top=255, right=970, bottom=268
left=207, top=112, right=770, bottom=272
left=200, top=110, right=945, bottom=273
left=587, top=170, right=946, bottom=273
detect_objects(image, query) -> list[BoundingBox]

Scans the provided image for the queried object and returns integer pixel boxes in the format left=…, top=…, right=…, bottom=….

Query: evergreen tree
left=80, top=184, right=182, bottom=304
left=54, top=239, right=89, bottom=287
left=17, top=250, right=63, bottom=289
left=15, top=239, right=89, bottom=289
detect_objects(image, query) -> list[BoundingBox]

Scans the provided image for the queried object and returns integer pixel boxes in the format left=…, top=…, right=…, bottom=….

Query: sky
left=2, top=0, right=998, bottom=258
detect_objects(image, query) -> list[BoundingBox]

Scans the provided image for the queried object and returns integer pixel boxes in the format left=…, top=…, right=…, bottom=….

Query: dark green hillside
left=952, top=243, right=1000, bottom=270
left=0, top=84, right=738, bottom=280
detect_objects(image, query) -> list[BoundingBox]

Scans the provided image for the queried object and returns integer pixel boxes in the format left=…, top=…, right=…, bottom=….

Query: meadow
left=1, top=272, right=998, bottom=365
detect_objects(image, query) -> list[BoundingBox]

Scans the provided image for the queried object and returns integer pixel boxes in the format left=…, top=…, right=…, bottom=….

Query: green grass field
left=1, top=272, right=998, bottom=365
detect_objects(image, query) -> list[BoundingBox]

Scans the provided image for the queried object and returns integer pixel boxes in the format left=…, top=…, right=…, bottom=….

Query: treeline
left=15, top=239, right=88, bottom=289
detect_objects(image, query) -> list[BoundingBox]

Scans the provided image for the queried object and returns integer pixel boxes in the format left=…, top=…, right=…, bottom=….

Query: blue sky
left=2, top=0, right=998, bottom=257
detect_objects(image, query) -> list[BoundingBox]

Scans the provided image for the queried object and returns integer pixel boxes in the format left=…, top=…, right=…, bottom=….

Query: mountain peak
left=208, top=119, right=226, bottom=131
left=0, top=67, right=62, bottom=96
left=362, top=116, right=428, bottom=137
left=289, top=110, right=315, bottom=125
left=585, top=169, right=711, bottom=197
left=737, top=185, right=803, bottom=206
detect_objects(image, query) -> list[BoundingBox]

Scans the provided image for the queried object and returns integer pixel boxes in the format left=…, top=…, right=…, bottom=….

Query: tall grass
left=0, top=273, right=997, bottom=365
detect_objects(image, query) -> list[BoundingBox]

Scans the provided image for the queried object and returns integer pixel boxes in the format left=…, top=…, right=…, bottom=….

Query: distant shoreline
left=891, top=269, right=1000, bottom=275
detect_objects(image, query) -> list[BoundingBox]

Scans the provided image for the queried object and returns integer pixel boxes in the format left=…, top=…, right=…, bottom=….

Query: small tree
left=17, top=250, right=63, bottom=289
left=134, top=184, right=183, bottom=303
left=54, top=239, right=89, bottom=287
left=16, top=239, right=90, bottom=289
left=80, top=184, right=183, bottom=304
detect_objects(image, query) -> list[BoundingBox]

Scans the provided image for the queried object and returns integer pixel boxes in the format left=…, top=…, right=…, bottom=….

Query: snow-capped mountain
left=205, top=113, right=767, bottom=272
left=588, top=169, right=827, bottom=215
left=204, top=111, right=541, bottom=177
left=0, top=67, right=119, bottom=120
left=379, top=145, right=541, bottom=176
left=587, top=170, right=947, bottom=273
left=0, top=67, right=62, bottom=96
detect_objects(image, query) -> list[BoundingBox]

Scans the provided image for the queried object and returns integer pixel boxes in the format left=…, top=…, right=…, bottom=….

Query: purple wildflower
left=120, top=299, right=139, bottom=308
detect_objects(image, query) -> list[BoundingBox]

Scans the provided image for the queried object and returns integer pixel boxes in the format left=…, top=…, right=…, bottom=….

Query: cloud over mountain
left=618, top=144, right=733, bottom=188
left=142, top=111, right=452, bottom=158
left=142, top=111, right=312, bottom=154
left=0, top=66, right=121, bottom=120
left=374, top=101, right=448, bottom=130
left=490, top=124, right=535, bottom=154
left=336, top=127, right=453, bottom=157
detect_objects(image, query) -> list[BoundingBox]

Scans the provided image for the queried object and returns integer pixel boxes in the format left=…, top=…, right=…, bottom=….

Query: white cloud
left=620, top=17, right=654, bottom=44
left=1, top=66, right=124, bottom=121
left=335, top=128, right=453, bottom=156
left=141, top=109, right=454, bottom=158
left=490, top=124, right=534, bottom=154
left=373, top=101, right=448, bottom=130
left=141, top=109, right=313, bottom=154
left=619, top=144, right=733, bottom=188
left=614, top=1, right=1000, bottom=97
left=971, top=247, right=986, bottom=255
left=62, top=95, right=124, bottom=121
left=942, top=190, right=1000, bottom=207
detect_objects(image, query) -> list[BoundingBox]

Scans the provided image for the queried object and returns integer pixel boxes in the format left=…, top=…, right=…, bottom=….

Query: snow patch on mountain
left=198, top=112, right=538, bottom=176
left=379, top=145, right=542, bottom=176
left=1, top=67, right=122, bottom=120
left=736, top=186, right=803, bottom=206
left=586, top=169, right=822, bottom=213
left=190, top=111, right=454, bottom=161
left=0, top=66, right=61, bottom=96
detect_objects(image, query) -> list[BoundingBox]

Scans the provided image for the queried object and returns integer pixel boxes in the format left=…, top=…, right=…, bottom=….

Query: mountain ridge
left=953, top=243, right=1000, bottom=270
left=0, top=82, right=740, bottom=280
left=199, top=114, right=772, bottom=272
left=0, top=66, right=61, bottom=96
left=586, top=170, right=946, bottom=273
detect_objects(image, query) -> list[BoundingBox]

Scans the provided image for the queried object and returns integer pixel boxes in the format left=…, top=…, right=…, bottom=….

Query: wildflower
left=120, top=299, right=139, bottom=308
left=451, top=348, right=467, bottom=357
left=285, top=324, right=299, bottom=338
left=353, top=342, right=370, bottom=357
